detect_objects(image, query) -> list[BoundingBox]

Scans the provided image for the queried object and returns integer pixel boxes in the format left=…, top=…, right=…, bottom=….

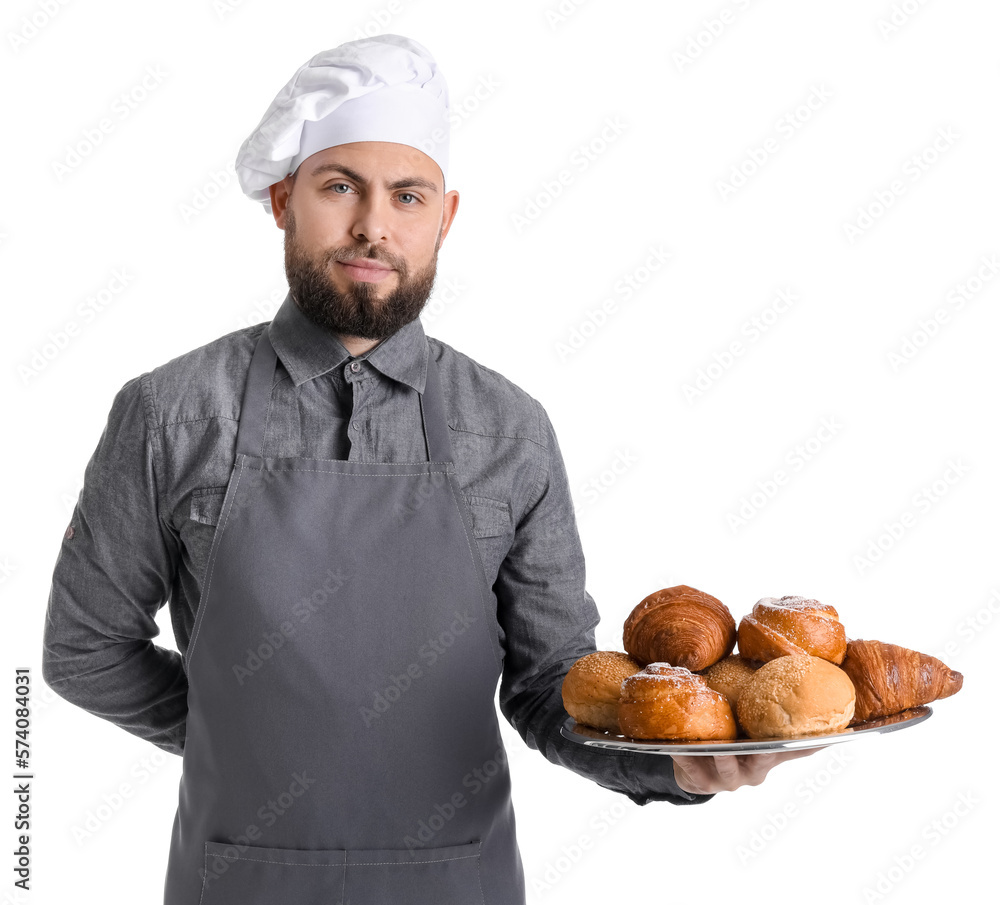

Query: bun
left=738, top=596, right=847, bottom=665
left=623, top=585, right=737, bottom=672
left=701, top=655, right=761, bottom=711
left=561, top=651, right=643, bottom=734
left=618, top=663, right=737, bottom=740
left=840, top=639, right=964, bottom=723
left=736, top=654, right=856, bottom=739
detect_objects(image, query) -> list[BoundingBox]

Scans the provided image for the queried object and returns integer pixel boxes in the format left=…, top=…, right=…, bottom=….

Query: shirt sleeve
left=495, top=399, right=714, bottom=807
left=41, top=373, right=189, bottom=756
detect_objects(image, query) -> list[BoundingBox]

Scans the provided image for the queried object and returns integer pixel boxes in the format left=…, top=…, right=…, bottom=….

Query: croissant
left=840, top=639, right=964, bottom=723
left=738, top=596, right=847, bottom=665
left=623, top=585, right=736, bottom=672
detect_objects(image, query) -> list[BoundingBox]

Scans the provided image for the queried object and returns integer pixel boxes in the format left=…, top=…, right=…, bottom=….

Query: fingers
left=672, top=749, right=819, bottom=794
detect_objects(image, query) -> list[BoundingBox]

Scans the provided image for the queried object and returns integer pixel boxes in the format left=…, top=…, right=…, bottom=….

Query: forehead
left=301, top=141, right=441, bottom=186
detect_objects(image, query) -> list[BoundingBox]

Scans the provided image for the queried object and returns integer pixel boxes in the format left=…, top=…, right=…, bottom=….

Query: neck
left=337, top=334, right=384, bottom=357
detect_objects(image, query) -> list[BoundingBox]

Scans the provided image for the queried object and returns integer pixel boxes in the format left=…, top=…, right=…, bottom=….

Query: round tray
left=560, top=706, right=933, bottom=756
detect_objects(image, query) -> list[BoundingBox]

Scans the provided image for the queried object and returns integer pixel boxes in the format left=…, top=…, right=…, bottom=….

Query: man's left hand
left=672, top=748, right=822, bottom=794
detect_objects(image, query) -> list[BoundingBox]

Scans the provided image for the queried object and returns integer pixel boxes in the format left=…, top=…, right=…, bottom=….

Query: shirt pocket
left=180, top=486, right=228, bottom=586
left=199, top=839, right=483, bottom=905
left=464, top=495, right=513, bottom=587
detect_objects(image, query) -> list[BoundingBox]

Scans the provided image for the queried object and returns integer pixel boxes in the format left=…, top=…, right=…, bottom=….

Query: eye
left=327, top=183, right=354, bottom=194
left=398, top=192, right=418, bottom=205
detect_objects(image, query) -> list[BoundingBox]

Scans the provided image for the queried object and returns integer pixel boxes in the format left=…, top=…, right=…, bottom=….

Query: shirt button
left=351, top=420, right=361, bottom=431
left=350, top=361, right=361, bottom=373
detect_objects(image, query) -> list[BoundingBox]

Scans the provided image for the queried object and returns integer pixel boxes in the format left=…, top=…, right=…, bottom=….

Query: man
left=42, top=35, right=812, bottom=904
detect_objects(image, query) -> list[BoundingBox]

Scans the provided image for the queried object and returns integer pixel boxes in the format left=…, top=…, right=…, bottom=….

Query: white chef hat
left=235, top=34, right=450, bottom=215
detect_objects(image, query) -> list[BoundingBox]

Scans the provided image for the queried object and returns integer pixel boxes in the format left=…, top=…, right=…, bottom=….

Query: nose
left=351, top=194, right=390, bottom=245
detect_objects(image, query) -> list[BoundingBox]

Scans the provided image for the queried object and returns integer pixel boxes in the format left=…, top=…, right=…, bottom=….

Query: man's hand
left=672, top=748, right=822, bottom=794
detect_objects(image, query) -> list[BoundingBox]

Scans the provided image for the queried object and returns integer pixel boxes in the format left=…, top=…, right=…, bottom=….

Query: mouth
left=337, top=258, right=395, bottom=283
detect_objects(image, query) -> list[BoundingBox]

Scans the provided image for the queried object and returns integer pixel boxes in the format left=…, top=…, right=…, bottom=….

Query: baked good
left=623, top=585, right=737, bottom=672
left=618, top=663, right=737, bottom=740
left=840, top=639, right=963, bottom=723
left=701, top=655, right=761, bottom=711
left=737, top=596, right=847, bottom=665
left=561, top=651, right=643, bottom=734
left=736, top=654, right=856, bottom=739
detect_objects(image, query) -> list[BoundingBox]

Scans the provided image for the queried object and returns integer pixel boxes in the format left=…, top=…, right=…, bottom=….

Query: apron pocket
left=344, top=840, right=483, bottom=905
left=199, top=840, right=346, bottom=904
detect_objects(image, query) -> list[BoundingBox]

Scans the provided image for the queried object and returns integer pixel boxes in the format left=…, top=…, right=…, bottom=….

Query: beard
left=283, top=207, right=440, bottom=341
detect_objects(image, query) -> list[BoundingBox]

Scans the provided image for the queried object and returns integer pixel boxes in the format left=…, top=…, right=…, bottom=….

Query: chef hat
left=235, top=34, right=450, bottom=215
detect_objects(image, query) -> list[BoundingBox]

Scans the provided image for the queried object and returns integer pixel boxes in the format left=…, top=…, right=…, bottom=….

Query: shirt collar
left=268, top=291, right=429, bottom=393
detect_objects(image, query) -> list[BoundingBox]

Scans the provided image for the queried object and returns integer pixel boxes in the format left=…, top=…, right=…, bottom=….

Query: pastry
left=839, top=639, right=963, bottom=723
left=737, top=596, right=847, bottom=665
left=561, top=651, right=644, bottom=734
left=618, top=663, right=737, bottom=740
left=701, top=654, right=761, bottom=711
left=736, top=654, right=856, bottom=739
left=623, top=585, right=737, bottom=672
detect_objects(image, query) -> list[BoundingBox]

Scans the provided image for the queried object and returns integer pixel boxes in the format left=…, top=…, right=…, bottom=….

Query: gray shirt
left=42, top=292, right=711, bottom=808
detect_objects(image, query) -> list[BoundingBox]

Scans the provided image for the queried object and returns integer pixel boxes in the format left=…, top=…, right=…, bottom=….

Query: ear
left=269, top=175, right=294, bottom=228
left=437, top=189, right=460, bottom=248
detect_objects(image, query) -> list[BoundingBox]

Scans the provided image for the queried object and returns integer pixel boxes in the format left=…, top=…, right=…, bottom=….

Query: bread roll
left=623, top=585, right=737, bottom=672
left=561, top=651, right=644, bottom=734
left=738, top=596, right=847, bottom=665
left=701, top=655, right=761, bottom=711
left=736, top=654, right=856, bottom=739
left=618, top=663, right=737, bottom=740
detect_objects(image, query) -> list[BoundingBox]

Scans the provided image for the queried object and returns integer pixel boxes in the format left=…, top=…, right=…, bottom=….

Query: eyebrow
left=309, top=162, right=439, bottom=194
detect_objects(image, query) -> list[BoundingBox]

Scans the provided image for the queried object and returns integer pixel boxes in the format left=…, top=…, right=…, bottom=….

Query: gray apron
left=163, top=325, right=525, bottom=904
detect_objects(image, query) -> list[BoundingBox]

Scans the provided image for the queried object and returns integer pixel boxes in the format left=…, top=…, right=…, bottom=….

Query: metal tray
left=560, top=706, right=932, bottom=756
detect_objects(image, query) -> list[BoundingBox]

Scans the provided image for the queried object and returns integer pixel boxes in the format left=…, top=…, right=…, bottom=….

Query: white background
left=2, top=0, right=997, bottom=903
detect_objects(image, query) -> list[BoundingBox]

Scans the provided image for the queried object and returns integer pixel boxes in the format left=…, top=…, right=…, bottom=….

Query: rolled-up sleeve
left=495, top=399, right=713, bottom=806
left=42, top=373, right=188, bottom=756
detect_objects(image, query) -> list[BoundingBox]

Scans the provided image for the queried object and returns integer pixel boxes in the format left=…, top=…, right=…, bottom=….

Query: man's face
left=269, top=141, right=459, bottom=342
